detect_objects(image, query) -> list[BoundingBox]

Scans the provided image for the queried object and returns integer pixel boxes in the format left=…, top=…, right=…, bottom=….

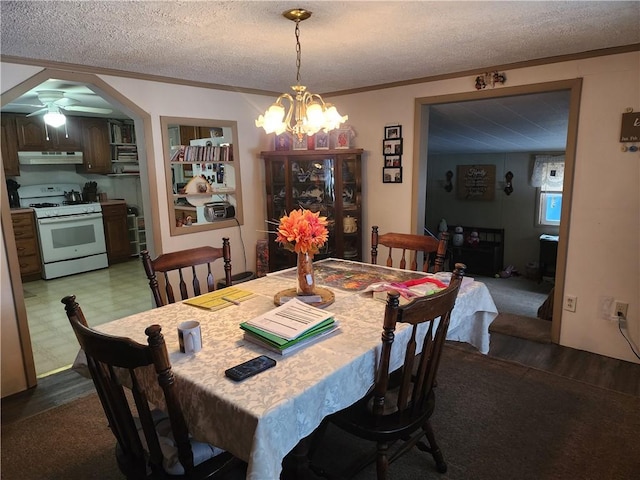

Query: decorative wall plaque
left=456, top=164, right=496, bottom=200
left=620, top=111, right=640, bottom=142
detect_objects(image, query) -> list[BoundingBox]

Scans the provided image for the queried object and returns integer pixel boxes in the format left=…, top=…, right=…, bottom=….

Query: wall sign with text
left=456, top=164, right=496, bottom=201
left=620, top=111, right=640, bottom=142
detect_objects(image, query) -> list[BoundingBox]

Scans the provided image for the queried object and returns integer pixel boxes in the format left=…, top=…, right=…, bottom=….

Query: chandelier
left=255, top=8, right=348, bottom=140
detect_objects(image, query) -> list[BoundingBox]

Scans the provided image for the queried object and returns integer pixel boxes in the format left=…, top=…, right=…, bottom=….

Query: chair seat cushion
left=139, top=409, right=226, bottom=475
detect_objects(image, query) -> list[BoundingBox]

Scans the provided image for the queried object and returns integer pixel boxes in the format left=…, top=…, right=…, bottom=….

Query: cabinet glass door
left=340, top=154, right=361, bottom=262
left=263, top=149, right=363, bottom=272
left=292, top=156, right=335, bottom=260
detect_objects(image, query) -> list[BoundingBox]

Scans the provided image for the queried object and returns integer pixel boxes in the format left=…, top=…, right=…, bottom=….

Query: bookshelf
left=127, top=214, right=147, bottom=256
left=109, top=119, right=139, bottom=175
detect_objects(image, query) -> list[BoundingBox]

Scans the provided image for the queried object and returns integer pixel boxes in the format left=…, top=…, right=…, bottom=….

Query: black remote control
left=225, top=355, right=277, bottom=381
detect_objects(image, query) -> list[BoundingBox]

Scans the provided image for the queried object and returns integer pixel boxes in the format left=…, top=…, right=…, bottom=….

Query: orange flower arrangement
left=276, top=208, right=328, bottom=255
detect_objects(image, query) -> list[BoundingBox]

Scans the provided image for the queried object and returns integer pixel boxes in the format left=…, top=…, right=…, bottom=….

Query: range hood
left=18, top=151, right=83, bottom=165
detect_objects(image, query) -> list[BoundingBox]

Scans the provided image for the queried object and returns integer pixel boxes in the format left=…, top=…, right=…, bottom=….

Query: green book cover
left=240, top=318, right=334, bottom=348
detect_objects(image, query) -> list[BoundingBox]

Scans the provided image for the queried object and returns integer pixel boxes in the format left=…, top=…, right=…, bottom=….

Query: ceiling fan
left=25, top=90, right=113, bottom=117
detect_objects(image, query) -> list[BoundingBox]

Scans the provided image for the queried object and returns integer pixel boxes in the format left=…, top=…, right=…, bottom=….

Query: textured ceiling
left=1, top=1, right=637, bottom=154
left=1, top=1, right=638, bottom=94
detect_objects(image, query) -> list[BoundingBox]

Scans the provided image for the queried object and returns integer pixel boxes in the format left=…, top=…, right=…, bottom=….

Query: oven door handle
left=38, top=212, right=104, bottom=224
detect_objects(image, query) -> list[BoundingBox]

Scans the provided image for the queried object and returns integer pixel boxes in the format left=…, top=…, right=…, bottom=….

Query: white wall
left=330, top=51, right=639, bottom=363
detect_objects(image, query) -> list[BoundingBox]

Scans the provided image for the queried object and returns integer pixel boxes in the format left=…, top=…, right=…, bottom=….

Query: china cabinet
left=261, top=148, right=364, bottom=272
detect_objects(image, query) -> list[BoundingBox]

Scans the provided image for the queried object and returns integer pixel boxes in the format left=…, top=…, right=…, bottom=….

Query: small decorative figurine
left=453, top=226, right=464, bottom=247
left=467, top=230, right=480, bottom=247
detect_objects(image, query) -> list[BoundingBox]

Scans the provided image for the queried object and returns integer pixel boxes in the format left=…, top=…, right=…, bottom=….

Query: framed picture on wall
left=383, top=138, right=403, bottom=156
left=384, top=155, right=401, bottom=167
left=384, top=125, right=402, bottom=139
left=456, top=164, right=496, bottom=200
left=383, top=167, right=402, bottom=183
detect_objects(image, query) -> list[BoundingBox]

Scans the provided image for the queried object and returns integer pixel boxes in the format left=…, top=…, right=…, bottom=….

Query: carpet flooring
left=478, top=275, right=554, bottom=318
left=489, top=312, right=552, bottom=343
left=3, top=346, right=639, bottom=480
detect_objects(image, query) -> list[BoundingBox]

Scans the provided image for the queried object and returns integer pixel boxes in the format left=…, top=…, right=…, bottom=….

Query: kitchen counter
left=99, top=199, right=126, bottom=206
left=10, top=207, right=34, bottom=214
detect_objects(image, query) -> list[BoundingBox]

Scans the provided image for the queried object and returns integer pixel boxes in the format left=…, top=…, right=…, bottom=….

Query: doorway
left=411, top=79, right=583, bottom=343
left=1, top=68, right=156, bottom=383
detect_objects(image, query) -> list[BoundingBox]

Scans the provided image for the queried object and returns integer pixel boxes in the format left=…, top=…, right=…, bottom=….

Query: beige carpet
left=489, top=312, right=552, bottom=343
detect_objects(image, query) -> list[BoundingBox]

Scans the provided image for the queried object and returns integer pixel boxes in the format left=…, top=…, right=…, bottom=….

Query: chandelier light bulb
left=256, top=9, right=348, bottom=141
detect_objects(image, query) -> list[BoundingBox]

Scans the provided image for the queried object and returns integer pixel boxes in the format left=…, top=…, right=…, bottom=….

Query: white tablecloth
left=87, top=260, right=497, bottom=480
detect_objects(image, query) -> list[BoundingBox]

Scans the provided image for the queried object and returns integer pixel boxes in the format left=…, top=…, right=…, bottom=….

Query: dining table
left=78, top=258, right=498, bottom=480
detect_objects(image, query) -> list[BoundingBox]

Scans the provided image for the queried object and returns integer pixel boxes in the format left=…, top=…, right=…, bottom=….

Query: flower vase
left=296, top=252, right=316, bottom=296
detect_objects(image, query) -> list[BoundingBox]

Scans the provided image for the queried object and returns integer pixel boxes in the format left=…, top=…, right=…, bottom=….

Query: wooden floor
left=3, top=333, right=639, bottom=426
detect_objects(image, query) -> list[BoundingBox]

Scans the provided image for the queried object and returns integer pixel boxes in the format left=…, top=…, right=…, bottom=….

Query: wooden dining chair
left=310, top=263, right=466, bottom=480
left=371, top=226, right=449, bottom=272
left=141, top=239, right=232, bottom=308
left=62, top=294, right=243, bottom=479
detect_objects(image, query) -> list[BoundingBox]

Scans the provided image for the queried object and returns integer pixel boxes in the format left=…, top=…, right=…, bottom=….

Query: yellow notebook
left=183, top=287, right=253, bottom=311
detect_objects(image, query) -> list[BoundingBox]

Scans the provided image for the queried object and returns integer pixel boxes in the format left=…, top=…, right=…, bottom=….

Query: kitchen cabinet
left=101, top=202, right=131, bottom=264
left=15, top=114, right=82, bottom=151
left=11, top=210, right=42, bottom=281
left=1, top=114, right=20, bottom=176
left=179, top=126, right=212, bottom=146
left=78, top=117, right=111, bottom=174
left=261, top=148, right=364, bottom=272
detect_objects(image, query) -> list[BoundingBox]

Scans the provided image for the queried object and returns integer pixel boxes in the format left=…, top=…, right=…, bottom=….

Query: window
left=532, top=155, right=564, bottom=227
left=539, top=191, right=562, bottom=226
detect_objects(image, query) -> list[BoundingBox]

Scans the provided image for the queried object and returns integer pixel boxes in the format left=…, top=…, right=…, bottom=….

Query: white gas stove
left=19, top=184, right=108, bottom=279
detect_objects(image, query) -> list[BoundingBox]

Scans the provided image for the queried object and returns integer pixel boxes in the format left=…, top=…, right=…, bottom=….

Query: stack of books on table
left=240, top=298, right=339, bottom=356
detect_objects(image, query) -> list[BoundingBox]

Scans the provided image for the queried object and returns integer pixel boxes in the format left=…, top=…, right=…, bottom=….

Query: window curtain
left=531, top=155, right=565, bottom=190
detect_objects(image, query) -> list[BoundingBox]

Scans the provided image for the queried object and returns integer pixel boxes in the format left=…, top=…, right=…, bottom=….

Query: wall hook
left=504, top=171, right=514, bottom=195
left=444, top=170, right=453, bottom=192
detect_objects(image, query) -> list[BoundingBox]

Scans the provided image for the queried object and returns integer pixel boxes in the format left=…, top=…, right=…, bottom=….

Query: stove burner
left=29, top=203, right=59, bottom=208
left=63, top=200, right=95, bottom=205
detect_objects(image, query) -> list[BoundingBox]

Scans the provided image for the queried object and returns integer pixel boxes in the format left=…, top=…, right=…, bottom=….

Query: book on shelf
left=242, top=323, right=341, bottom=356
left=169, top=145, right=233, bottom=163
left=110, top=121, right=136, bottom=144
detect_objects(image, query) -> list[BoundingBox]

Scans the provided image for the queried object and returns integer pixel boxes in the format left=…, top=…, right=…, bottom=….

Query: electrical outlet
left=614, top=301, right=628, bottom=319
left=564, top=294, right=577, bottom=312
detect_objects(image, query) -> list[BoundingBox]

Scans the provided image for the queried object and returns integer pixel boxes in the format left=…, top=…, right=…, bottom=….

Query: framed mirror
left=161, top=116, right=243, bottom=236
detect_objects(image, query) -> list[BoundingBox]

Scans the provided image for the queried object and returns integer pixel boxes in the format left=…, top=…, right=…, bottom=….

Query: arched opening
left=1, top=68, right=158, bottom=385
